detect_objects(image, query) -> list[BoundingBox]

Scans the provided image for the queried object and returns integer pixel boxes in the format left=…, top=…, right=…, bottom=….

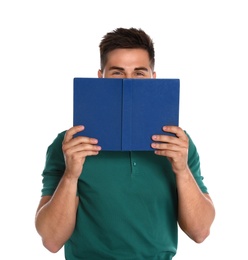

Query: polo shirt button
left=133, top=162, right=137, bottom=166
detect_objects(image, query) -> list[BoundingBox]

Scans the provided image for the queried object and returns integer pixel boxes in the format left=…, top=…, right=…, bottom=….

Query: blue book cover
left=73, top=78, right=180, bottom=151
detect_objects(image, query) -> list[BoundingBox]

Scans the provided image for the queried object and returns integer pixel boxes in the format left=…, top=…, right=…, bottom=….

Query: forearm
left=35, top=173, right=79, bottom=252
left=176, top=167, right=215, bottom=243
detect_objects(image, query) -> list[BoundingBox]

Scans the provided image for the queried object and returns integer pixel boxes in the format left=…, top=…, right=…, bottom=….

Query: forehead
left=106, top=48, right=150, bottom=67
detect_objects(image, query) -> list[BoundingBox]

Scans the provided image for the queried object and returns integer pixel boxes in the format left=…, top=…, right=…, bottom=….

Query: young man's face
left=98, top=48, right=156, bottom=79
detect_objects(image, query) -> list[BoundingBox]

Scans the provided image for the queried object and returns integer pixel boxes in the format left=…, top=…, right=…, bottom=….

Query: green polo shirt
left=41, top=131, right=208, bottom=260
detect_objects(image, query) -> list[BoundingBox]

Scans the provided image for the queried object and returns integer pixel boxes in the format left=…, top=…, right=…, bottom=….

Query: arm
left=151, top=126, right=215, bottom=243
left=35, top=125, right=101, bottom=253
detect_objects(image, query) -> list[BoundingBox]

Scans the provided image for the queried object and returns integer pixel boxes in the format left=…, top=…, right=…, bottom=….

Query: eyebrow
left=109, top=66, right=149, bottom=72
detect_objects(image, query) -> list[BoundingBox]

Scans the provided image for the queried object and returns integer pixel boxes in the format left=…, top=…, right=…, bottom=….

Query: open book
left=73, top=78, right=180, bottom=151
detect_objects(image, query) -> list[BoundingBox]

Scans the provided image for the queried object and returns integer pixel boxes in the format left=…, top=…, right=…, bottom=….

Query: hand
left=151, top=126, right=189, bottom=174
left=62, top=125, right=101, bottom=179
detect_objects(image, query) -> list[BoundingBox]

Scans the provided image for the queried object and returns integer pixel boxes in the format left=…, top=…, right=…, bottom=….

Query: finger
left=152, top=126, right=188, bottom=143
left=63, top=137, right=101, bottom=155
left=151, top=142, right=181, bottom=151
left=63, top=144, right=101, bottom=163
left=162, top=126, right=188, bottom=140
left=154, top=149, right=177, bottom=157
left=75, top=136, right=99, bottom=145
left=152, top=134, right=180, bottom=145
left=64, top=125, right=85, bottom=143
left=71, top=143, right=102, bottom=154
left=77, top=149, right=101, bottom=157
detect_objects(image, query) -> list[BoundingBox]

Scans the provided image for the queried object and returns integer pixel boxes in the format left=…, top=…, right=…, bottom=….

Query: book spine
left=121, top=79, right=133, bottom=151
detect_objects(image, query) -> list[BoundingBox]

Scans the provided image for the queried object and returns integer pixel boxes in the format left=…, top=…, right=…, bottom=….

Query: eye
left=110, top=70, right=125, bottom=78
left=134, top=71, right=146, bottom=77
left=112, top=71, right=122, bottom=75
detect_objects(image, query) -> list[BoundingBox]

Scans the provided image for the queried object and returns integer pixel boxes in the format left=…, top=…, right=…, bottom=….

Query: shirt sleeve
left=186, top=131, right=209, bottom=194
left=41, top=131, right=66, bottom=196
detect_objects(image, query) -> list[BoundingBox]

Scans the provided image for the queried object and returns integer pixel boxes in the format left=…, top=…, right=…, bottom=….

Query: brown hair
left=99, top=27, right=155, bottom=71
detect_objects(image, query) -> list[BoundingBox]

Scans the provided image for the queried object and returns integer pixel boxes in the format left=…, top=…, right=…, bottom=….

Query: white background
left=1, top=0, right=247, bottom=259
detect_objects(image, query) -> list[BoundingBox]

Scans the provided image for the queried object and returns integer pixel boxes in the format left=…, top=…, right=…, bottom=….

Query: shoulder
left=56, top=130, right=67, bottom=141
left=184, top=130, right=201, bottom=164
left=184, top=130, right=198, bottom=152
left=49, top=130, right=67, bottom=146
left=45, top=130, right=67, bottom=156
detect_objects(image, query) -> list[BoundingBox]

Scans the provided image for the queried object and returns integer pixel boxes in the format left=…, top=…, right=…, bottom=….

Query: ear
left=152, top=71, right=156, bottom=79
left=98, top=69, right=103, bottom=78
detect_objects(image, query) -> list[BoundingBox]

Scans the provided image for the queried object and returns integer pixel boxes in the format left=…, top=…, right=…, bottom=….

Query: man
left=35, top=27, right=215, bottom=259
